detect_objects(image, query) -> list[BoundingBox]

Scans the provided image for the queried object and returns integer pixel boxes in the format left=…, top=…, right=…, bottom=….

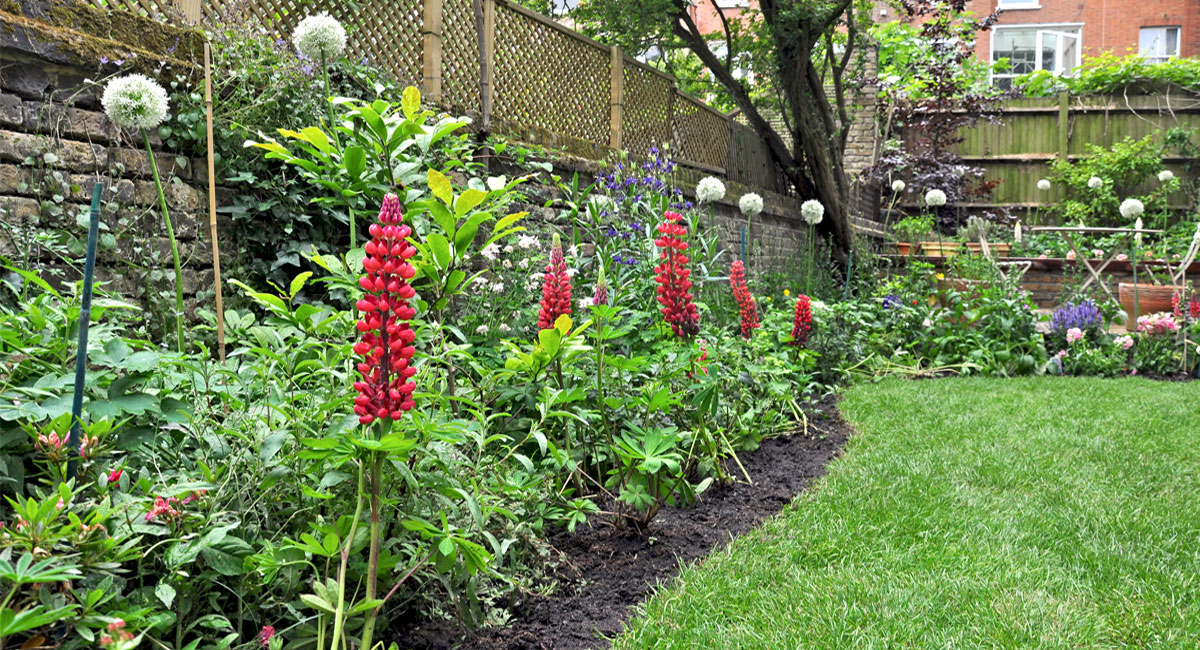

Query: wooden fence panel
left=87, top=0, right=793, bottom=191
left=927, top=91, right=1200, bottom=214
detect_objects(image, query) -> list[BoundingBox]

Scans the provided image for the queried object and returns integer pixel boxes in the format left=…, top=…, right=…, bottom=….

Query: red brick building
left=695, top=0, right=1200, bottom=88
left=915, top=0, right=1200, bottom=87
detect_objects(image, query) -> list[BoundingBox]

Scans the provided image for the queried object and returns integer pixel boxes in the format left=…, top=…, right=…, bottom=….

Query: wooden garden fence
left=90, top=0, right=786, bottom=193
left=919, top=90, right=1200, bottom=214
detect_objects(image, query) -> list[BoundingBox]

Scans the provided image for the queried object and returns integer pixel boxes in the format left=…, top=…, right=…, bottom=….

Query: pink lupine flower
left=353, top=194, right=419, bottom=425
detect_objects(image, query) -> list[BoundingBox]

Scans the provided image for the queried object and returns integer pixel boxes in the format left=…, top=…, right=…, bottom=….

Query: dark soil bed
left=392, top=400, right=852, bottom=650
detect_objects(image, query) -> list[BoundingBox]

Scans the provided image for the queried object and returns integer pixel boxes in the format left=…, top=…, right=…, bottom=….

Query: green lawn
left=615, top=377, right=1200, bottom=649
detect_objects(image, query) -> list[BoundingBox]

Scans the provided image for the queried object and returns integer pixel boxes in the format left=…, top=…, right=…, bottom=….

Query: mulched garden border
left=392, top=399, right=853, bottom=650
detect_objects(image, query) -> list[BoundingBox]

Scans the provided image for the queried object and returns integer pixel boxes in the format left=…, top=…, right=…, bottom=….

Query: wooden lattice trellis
left=671, top=93, right=730, bottom=172
left=621, top=58, right=673, bottom=157
left=87, top=0, right=794, bottom=184
left=492, top=2, right=609, bottom=144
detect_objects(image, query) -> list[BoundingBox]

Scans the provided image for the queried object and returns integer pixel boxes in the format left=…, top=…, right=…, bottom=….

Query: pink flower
left=1055, top=349, right=1069, bottom=359
left=259, top=625, right=276, bottom=647
left=1037, top=254, right=1048, bottom=260
left=538, top=234, right=573, bottom=330
left=1065, top=250, right=1076, bottom=260
left=145, top=496, right=181, bottom=522
left=106, top=468, right=123, bottom=484
left=1116, top=253, right=1129, bottom=261
left=353, top=194, right=419, bottom=425
left=1066, top=327, right=1083, bottom=344
left=1114, top=335, right=1135, bottom=350
left=1092, top=249, right=1104, bottom=258
left=653, top=212, right=700, bottom=338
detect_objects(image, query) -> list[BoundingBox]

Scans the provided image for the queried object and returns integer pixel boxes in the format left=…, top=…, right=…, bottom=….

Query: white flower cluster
left=801, top=199, right=824, bottom=225
left=1037, top=179, right=1051, bottom=191
left=1119, top=198, right=1144, bottom=219
left=293, top=13, right=347, bottom=61
left=1087, top=176, right=1104, bottom=189
left=102, top=74, right=169, bottom=129
left=1158, top=170, right=1175, bottom=182
left=739, top=192, right=763, bottom=217
left=517, top=234, right=538, bottom=250
left=696, top=176, right=726, bottom=204
left=891, top=180, right=905, bottom=193
left=924, top=189, right=947, bottom=207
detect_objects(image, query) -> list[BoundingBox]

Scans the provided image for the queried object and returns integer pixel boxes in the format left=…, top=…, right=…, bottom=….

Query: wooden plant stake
left=205, top=42, right=227, bottom=362
left=67, top=183, right=104, bottom=480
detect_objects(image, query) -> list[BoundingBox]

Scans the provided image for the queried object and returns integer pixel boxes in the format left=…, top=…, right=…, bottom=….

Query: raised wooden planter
left=920, top=241, right=961, bottom=258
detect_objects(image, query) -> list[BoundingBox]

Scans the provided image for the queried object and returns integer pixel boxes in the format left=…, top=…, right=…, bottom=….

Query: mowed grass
left=615, top=377, right=1200, bottom=649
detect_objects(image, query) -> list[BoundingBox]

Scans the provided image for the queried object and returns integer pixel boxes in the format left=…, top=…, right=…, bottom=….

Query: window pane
left=1167, top=27, right=1179, bottom=55
left=1139, top=28, right=1160, bottom=55
left=995, top=30, right=1037, bottom=74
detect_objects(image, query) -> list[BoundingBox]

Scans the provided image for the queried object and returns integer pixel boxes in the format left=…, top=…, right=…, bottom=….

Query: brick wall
left=897, top=255, right=1200, bottom=309
left=959, top=0, right=1200, bottom=64
left=0, top=1, right=221, bottom=322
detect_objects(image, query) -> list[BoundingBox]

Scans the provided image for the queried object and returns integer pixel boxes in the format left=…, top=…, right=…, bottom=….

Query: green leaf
left=538, top=328, right=561, bottom=357
left=155, top=582, right=176, bottom=608
left=427, top=233, right=452, bottom=270
left=344, top=146, right=366, bottom=179
left=289, top=272, right=313, bottom=298
left=428, top=169, right=453, bottom=206
left=299, top=593, right=337, bottom=614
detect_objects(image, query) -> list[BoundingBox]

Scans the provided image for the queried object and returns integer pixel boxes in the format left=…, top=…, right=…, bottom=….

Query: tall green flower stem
left=361, top=437, right=385, bottom=649
left=143, top=128, right=185, bottom=352
left=329, top=460, right=365, bottom=650
left=805, top=224, right=816, bottom=295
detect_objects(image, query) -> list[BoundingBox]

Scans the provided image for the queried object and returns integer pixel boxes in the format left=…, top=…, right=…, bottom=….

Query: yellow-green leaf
left=554, top=314, right=572, bottom=336
left=454, top=188, right=487, bottom=217
left=402, top=86, right=421, bottom=120
left=428, top=169, right=453, bottom=206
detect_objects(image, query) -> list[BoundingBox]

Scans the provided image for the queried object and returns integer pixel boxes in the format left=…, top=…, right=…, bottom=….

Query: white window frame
left=997, top=0, right=1040, bottom=9
left=990, top=23, right=1084, bottom=86
left=1139, top=26, right=1181, bottom=64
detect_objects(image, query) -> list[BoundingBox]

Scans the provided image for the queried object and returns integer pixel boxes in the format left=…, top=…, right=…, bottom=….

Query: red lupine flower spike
left=789, top=295, right=813, bottom=347
left=353, top=194, right=419, bottom=425
left=653, top=211, right=699, bottom=338
left=538, top=233, right=573, bottom=330
left=729, top=260, right=759, bottom=339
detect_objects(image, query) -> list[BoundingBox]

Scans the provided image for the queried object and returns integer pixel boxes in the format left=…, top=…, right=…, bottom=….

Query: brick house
left=877, top=0, right=1200, bottom=88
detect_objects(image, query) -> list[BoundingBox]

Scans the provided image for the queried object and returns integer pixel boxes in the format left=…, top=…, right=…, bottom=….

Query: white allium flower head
left=1037, top=179, right=1051, bottom=191
left=801, top=199, right=824, bottom=225
left=1087, top=176, right=1103, bottom=189
left=1120, top=198, right=1145, bottom=219
left=476, top=324, right=489, bottom=335
left=1158, top=170, right=1174, bottom=182
left=891, top=179, right=906, bottom=193
left=924, top=189, right=947, bottom=207
left=102, top=74, right=169, bottom=129
left=487, top=176, right=507, bottom=192
left=739, top=192, right=764, bottom=217
left=696, top=176, right=726, bottom=203
left=498, top=323, right=512, bottom=333
left=293, top=13, right=347, bottom=61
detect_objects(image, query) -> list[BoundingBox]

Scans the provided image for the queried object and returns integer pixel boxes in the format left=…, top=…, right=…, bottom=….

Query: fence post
left=1057, top=90, right=1069, bottom=162
left=483, top=0, right=496, bottom=110
left=175, top=0, right=200, bottom=23
left=422, top=0, right=445, bottom=103
left=609, top=46, right=623, bottom=149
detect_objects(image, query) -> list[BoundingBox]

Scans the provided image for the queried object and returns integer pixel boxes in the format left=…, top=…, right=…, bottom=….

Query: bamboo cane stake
left=68, top=183, right=104, bottom=480
left=204, top=42, right=226, bottom=362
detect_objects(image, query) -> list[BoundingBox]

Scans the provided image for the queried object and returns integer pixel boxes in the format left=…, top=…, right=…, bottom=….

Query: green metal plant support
left=67, top=183, right=104, bottom=480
